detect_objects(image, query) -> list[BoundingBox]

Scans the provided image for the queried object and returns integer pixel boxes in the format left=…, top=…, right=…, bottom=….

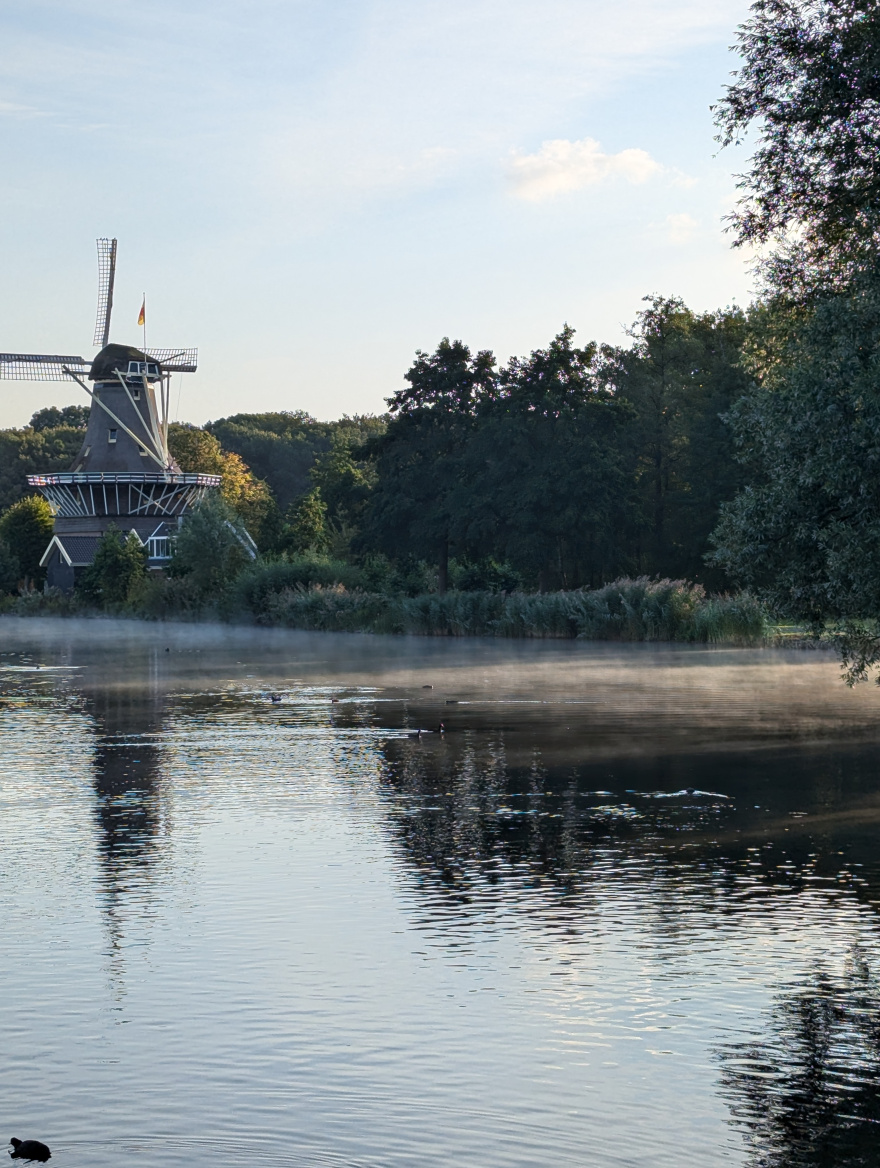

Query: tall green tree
left=361, top=339, right=496, bottom=592
left=612, top=298, right=751, bottom=582
left=714, top=0, right=880, bottom=292
left=0, top=495, right=54, bottom=583
left=0, top=425, right=84, bottom=512
left=168, top=424, right=278, bottom=551
left=468, top=326, right=633, bottom=589
left=78, top=527, right=148, bottom=607
left=710, top=270, right=880, bottom=638
left=170, top=493, right=254, bottom=597
left=281, top=488, right=330, bottom=555
left=29, top=405, right=89, bottom=432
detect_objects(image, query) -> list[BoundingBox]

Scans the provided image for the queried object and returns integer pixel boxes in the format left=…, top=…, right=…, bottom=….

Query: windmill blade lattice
left=0, top=354, right=90, bottom=381
left=144, top=348, right=198, bottom=373
left=93, top=238, right=117, bottom=347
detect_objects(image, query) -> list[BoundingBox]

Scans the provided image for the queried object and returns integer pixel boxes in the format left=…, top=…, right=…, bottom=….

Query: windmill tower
left=0, top=239, right=220, bottom=590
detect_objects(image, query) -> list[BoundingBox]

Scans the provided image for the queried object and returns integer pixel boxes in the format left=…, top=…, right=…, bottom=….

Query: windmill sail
left=0, top=354, right=90, bottom=381
left=143, top=348, right=198, bottom=373
left=93, top=238, right=117, bottom=348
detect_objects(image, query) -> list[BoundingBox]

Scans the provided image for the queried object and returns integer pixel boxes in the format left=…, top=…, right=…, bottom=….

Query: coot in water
left=9, top=1139, right=51, bottom=1162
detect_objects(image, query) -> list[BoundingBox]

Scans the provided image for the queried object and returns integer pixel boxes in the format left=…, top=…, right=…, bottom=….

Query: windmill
left=1, top=238, right=220, bottom=590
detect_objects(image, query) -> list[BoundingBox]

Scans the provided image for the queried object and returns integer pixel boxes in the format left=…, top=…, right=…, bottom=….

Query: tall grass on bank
left=0, top=575, right=767, bottom=643
left=255, top=577, right=767, bottom=643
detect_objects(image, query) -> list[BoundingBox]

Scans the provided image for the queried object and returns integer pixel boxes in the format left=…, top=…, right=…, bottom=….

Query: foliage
left=281, top=488, right=330, bottom=555
left=361, top=338, right=496, bottom=591
left=309, top=422, right=381, bottom=529
left=469, top=326, right=633, bottom=589
left=77, top=527, right=148, bottom=607
left=714, top=0, right=880, bottom=292
left=169, top=492, right=254, bottom=599
left=207, top=412, right=386, bottom=513
left=0, top=494, right=54, bottom=582
left=609, top=298, right=752, bottom=583
left=30, top=405, right=89, bottom=431
left=0, top=538, right=20, bottom=595
left=168, top=423, right=278, bottom=550
left=451, top=557, right=522, bottom=593
left=255, top=578, right=766, bottom=642
left=710, top=270, right=880, bottom=641
left=232, top=554, right=365, bottom=616
left=0, top=425, right=84, bottom=512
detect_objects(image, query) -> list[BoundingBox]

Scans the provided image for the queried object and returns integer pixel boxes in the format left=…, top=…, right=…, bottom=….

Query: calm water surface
left=4, top=618, right=880, bottom=1167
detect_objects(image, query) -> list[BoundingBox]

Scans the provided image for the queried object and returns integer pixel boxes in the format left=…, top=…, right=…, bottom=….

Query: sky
left=0, top=0, right=754, bottom=428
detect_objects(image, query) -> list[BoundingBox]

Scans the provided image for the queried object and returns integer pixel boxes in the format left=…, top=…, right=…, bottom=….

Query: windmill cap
left=90, top=343, right=160, bottom=382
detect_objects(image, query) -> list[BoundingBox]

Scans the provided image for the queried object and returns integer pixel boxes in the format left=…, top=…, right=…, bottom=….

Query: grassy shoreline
left=1, top=577, right=771, bottom=644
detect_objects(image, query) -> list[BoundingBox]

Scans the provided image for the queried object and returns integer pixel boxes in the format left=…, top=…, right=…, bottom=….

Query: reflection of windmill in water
left=0, top=238, right=220, bottom=589
left=86, top=679, right=169, bottom=976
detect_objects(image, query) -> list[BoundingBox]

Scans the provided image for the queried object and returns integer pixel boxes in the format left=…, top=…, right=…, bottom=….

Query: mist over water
left=3, top=618, right=880, bottom=1167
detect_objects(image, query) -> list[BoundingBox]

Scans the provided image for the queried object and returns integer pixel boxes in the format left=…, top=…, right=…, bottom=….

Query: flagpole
left=142, top=292, right=146, bottom=353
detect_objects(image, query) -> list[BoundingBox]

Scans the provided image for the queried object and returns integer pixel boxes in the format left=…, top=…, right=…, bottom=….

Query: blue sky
left=0, top=0, right=753, bottom=428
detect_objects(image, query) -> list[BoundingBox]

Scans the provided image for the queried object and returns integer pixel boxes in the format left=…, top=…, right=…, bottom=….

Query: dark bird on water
left=9, top=1139, right=51, bottom=1162
left=270, top=694, right=282, bottom=703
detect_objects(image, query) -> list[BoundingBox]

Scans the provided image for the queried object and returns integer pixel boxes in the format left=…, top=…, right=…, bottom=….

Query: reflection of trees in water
left=374, top=734, right=880, bottom=932
left=377, top=734, right=740, bottom=924
left=718, top=949, right=880, bottom=1167
left=87, top=685, right=167, bottom=968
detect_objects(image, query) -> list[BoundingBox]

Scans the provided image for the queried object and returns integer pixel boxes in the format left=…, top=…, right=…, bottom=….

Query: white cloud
left=665, top=212, right=700, bottom=243
left=509, top=137, right=662, bottom=201
left=0, top=100, right=45, bottom=117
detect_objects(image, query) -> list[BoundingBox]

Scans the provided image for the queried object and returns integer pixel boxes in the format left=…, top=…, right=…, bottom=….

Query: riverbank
left=1, top=576, right=769, bottom=643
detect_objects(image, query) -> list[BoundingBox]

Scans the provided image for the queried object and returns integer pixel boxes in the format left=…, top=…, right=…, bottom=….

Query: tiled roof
left=56, top=535, right=102, bottom=567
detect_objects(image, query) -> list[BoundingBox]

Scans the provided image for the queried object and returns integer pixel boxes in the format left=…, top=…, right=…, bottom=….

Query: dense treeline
left=0, top=296, right=752, bottom=601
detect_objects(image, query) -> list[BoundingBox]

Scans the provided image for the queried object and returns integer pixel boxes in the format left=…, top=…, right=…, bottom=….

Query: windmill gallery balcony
left=27, top=471, right=221, bottom=520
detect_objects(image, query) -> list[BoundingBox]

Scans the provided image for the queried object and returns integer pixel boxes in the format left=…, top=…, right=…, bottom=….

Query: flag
left=137, top=298, right=145, bottom=327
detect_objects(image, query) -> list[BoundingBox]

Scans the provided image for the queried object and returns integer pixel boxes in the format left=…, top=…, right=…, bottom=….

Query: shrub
left=170, top=493, right=255, bottom=597
left=0, top=495, right=53, bottom=583
left=78, top=527, right=148, bottom=607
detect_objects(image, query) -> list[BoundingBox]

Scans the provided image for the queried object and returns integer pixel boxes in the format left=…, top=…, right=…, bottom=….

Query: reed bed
left=255, top=577, right=768, bottom=643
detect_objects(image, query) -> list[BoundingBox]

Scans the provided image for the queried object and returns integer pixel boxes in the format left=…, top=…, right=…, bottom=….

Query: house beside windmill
left=1, top=239, right=222, bottom=590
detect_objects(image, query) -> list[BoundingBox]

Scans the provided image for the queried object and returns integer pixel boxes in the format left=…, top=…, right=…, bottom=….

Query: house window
left=147, top=536, right=171, bottom=560
left=108, top=429, right=117, bottom=443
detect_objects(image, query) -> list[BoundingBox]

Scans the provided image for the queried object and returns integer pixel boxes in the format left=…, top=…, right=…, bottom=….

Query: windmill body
left=1, top=240, right=221, bottom=591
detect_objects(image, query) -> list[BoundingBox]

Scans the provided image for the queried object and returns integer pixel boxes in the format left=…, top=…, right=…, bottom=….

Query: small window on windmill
left=108, top=428, right=117, bottom=444
left=132, top=386, right=141, bottom=400
left=138, top=444, right=148, bottom=457
left=148, top=536, right=171, bottom=560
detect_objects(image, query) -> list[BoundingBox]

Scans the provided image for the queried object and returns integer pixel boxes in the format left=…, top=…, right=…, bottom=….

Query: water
left=3, top=619, right=880, bottom=1167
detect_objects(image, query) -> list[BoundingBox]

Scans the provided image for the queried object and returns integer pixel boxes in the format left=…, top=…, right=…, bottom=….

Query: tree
left=361, top=339, right=496, bottom=592
left=309, top=419, right=384, bottom=529
left=0, top=425, right=84, bottom=512
left=30, top=405, right=89, bottom=431
left=709, top=269, right=880, bottom=673
left=170, top=493, right=254, bottom=596
left=78, top=527, right=148, bottom=607
left=0, top=495, right=54, bottom=583
left=168, top=424, right=278, bottom=550
left=0, top=539, right=20, bottom=594
left=467, top=326, right=633, bottom=589
left=714, top=0, right=880, bottom=292
left=281, top=488, right=330, bottom=555
left=611, top=298, right=751, bottom=582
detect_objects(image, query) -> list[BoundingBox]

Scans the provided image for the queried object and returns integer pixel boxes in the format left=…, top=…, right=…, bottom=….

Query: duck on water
left=9, top=1139, right=51, bottom=1162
